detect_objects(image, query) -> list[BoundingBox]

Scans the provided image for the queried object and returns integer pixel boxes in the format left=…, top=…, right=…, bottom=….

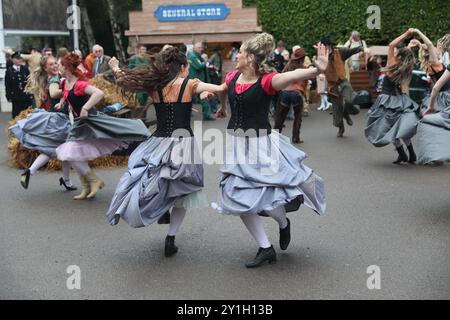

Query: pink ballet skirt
left=56, top=138, right=128, bottom=162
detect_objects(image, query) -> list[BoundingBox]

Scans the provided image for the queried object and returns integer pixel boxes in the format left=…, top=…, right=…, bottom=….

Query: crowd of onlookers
left=4, top=30, right=449, bottom=121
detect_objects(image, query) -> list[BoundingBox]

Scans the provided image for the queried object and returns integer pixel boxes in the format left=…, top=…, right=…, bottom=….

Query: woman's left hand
left=80, top=107, right=89, bottom=119
left=200, top=91, right=215, bottom=100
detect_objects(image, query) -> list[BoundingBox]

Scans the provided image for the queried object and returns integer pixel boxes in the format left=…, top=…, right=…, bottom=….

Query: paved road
left=0, top=108, right=449, bottom=300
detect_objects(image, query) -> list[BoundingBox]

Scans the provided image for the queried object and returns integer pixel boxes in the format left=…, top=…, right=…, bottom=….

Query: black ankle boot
left=165, top=235, right=178, bottom=257
left=393, top=146, right=408, bottom=164
left=280, top=218, right=291, bottom=251
left=245, top=246, right=277, bottom=268
left=20, top=169, right=31, bottom=189
left=407, top=144, right=417, bottom=164
left=158, top=211, right=171, bottom=224
left=337, top=124, right=345, bottom=137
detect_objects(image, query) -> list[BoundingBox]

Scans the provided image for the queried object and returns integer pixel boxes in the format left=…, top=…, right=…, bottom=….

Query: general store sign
left=154, top=3, right=230, bottom=22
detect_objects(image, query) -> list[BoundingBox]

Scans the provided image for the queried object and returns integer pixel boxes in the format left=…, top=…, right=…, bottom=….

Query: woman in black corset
left=365, top=29, right=420, bottom=164
left=107, top=46, right=225, bottom=257
left=212, top=33, right=328, bottom=268
left=55, top=53, right=150, bottom=201
left=9, top=55, right=76, bottom=191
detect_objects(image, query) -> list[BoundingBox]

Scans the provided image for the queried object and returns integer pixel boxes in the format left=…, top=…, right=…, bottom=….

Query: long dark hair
left=384, top=47, right=416, bottom=86
left=116, top=46, right=188, bottom=92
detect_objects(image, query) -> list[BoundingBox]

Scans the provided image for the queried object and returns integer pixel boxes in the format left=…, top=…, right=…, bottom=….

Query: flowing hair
left=418, top=43, right=431, bottom=72
left=115, top=46, right=188, bottom=93
left=25, top=55, right=55, bottom=103
left=384, top=47, right=416, bottom=86
left=60, top=53, right=88, bottom=80
left=438, top=34, right=450, bottom=54
left=242, top=33, right=276, bottom=75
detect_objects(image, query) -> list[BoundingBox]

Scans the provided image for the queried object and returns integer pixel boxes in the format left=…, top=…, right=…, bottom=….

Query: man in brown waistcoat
left=321, top=36, right=368, bottom=137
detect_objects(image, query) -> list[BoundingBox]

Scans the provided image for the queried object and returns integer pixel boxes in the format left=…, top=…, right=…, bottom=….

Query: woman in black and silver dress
left=365, top=29, right=420, bottom=164
left=413, top=31, right=450, bottom=164
left=213, top=33, right=327, bottom=268
left=418, top=64, right=450, bottom=164
left=107, top=47, right=225, bottom=257
left=9, top=55, right=76, bottom=191
left=55, top=53, right=150, bottom=201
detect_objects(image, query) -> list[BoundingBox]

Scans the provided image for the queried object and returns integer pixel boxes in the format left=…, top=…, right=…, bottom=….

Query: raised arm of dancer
left=271, top=43, right=328, bottom=91
left=388, top=28, right=416, bottom=67
left=49, top=82, right=62, bottom=99
left=415, top=29, right=439, bottom=63
left=424, top=69, right=450, bottom=115
left=79, top=86, right=104, bottom=118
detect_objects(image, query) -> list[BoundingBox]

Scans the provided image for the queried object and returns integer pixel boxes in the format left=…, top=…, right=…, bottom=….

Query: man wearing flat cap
left=321, top=36, right=369, bottom=137
left=5, top=52, right=33, bottom=118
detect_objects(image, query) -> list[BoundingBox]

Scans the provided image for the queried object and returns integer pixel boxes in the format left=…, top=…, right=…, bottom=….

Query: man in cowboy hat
left=5, top=52, right=33, bottom=118
left=321, top=35, right=370, bottom=137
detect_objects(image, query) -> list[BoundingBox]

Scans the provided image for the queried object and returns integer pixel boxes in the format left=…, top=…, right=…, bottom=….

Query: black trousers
left=12, top=100, right=31, bottom=119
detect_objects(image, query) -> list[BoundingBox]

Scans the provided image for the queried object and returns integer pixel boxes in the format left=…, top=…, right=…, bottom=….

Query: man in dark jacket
left=5, top=52, right=33, bottom=118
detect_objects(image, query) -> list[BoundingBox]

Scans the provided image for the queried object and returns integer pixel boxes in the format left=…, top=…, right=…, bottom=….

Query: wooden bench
left=111, top=107, right=132, bottom=118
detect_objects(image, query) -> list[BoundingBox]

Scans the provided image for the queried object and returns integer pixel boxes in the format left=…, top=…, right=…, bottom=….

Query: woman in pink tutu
left=56, top=53, right=150, bottom=200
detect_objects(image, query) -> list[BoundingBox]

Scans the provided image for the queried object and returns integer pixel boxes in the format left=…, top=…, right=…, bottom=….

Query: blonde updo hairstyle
left=242, top=33, right=276, bottom=75
left=437, top=34, right=450, bottom=54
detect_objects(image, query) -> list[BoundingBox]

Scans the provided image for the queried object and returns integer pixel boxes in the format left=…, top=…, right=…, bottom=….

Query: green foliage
left=256, top=0, right=450, bottom=55
left=243, top=0, right=257, bottom=6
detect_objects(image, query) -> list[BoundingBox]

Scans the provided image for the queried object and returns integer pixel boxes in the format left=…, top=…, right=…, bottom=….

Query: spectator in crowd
left=5, top=52, right=33, bottom=118
left=128, top=44, right=150, bottom=111
left=21, top=48, right=42, bottom=72
left=291, top=45, right=312, bottom=117
left=74, top=50, right=92, bottom=78
left=227, top=42, right=240, bottom=61
left=343, top=31, right=368, bottom=72
left=179, top=44, right=187, bottom=55
left=207, top=46, right=223, bottom=113
left=367, top=55, right=385, bottom=92
left=42, top=48, right=53, bottom=57
left=56, top=47, right=69, bottom=62
left=84, top=51, right=96, bottom=75
left=1, top=48, right=15, bottom=69
left=188, top=42, right=215, bottom=120
left=92, top=44, right=111, bottom=77
left=270, top=40, right=289, bottom=73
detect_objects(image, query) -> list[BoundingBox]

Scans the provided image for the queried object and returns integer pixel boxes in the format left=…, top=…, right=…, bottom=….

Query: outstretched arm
left=79, top=86, right=104, bottom=118
left=415, top=29, right=439, bottom=64
left=271, top=43, right=329, bottom=91
left=424, top=69, right=450, bottom=115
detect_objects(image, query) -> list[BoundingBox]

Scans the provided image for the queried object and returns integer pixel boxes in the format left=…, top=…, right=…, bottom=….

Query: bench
left=111, top=107, right=132, bottom=118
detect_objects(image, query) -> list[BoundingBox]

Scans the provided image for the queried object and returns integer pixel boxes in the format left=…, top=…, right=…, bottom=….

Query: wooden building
left=126, top=0, right=261, bottom=72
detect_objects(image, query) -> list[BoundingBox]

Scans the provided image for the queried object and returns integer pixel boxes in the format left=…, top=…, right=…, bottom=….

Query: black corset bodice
left=381, top=76, right=403, bottom=95
left=227, top=72, right=272, bottom=135
left=67, top=88, right=90, bottom=116
left=153, top=78, right=193, bottom=138
left=429, top=65, right=450, bottom=92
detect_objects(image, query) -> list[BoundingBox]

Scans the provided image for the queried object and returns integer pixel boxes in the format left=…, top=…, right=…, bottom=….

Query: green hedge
left=255, top=0, right=449, bottom=54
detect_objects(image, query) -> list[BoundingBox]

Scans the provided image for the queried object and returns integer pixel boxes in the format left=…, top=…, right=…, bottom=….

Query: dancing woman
left=106, top=47, right=224, bottom=257
left=364, top=29, right=420, bottom=164
left=213, top=33, right=327, bottom=268
left=9, top=55, right=76, bottom=191
left=55, top=53, right=150, bottom=200
left=417, top=63, right=450, bottom=164
left=408, top=30, right=450, bottom=164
